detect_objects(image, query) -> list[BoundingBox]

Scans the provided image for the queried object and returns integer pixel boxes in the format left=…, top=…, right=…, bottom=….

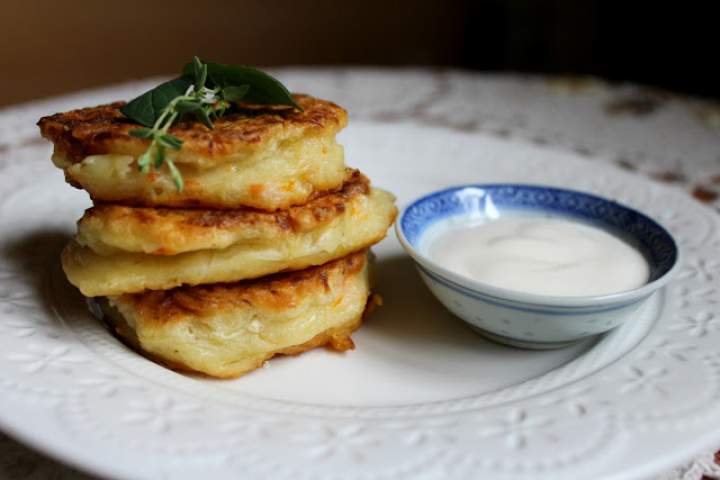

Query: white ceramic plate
left=1, top=122, right=719, bottom=480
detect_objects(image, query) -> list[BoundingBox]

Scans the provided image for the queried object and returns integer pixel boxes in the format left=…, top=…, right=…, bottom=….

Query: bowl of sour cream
left=396, top=184, right=679, bottom=349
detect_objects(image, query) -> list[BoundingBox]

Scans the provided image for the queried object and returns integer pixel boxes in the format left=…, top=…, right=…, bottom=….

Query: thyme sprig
left=122, top=56, right=297, bottom=191
left=128, top=58, right=229, bottom=190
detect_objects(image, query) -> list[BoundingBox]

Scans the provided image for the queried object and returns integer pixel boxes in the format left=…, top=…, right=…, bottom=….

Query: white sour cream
left=424, top=216, right=649, bottom=297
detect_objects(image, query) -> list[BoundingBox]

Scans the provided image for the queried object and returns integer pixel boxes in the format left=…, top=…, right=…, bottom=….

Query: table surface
left=0, top=68, right=719, bottom=480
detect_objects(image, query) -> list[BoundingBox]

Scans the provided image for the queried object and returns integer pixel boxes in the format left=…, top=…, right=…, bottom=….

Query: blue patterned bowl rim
left=396, top=184, right=679, bottom=308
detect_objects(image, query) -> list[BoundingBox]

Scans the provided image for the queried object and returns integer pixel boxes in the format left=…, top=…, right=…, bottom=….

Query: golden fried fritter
left=62, top=187, right=397, bottom=296
left=97, top=251, right=376, bottom=378
left=76, top=170, right=369, bottom=256
left=38, top=94, right=348, bottom=210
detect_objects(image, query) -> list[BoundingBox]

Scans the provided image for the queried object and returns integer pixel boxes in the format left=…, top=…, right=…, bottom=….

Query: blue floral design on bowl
left=396, top=184, right=679, bottom=349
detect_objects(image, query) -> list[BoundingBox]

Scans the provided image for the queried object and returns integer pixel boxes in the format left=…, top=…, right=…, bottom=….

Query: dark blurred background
left=1, top=0, right=716, bottom=107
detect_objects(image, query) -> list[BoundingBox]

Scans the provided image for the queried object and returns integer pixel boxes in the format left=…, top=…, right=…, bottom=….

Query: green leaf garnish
left=195, top=108, right=214, bottom=129
left=128, top=127, right=154, bottom=139
left=166, top=159, right=184, bottom=191
left=159, top=134, right=183, bottom=150
left=181, top=60, right=300, bottom=109
left=138, top=150, right=152, bottom=173
left=121, top=77, right=192, bottom=127
left=120, top=56, right=298, bottom=191
left=192, top=56, right=207, bottom=91
left=174, top=99, right=202, bottom=114
left=154, top=143, right=166, bottom=169
left=222, top=85, right=250, bottom=102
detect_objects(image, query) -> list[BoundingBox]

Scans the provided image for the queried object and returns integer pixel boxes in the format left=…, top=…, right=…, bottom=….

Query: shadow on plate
left=354, top=253, right=597, bottom=381
left=365, top=253, right=519, bottom=354
left=0, top=229, right=72, bottom=318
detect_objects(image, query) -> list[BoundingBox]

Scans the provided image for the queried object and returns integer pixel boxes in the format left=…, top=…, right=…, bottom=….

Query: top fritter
left=38, top=94, right=348, bottom=210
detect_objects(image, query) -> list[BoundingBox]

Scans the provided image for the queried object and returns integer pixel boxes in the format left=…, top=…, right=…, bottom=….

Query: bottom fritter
left=91, top=251, right=377, bottom=378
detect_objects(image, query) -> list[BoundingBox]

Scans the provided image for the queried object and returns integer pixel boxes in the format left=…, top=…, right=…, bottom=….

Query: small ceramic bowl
left=396, top=184, right=679, bottom=349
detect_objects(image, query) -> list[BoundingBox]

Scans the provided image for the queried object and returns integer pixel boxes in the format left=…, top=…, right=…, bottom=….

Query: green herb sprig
left=121, top=57, right=299, bottom=191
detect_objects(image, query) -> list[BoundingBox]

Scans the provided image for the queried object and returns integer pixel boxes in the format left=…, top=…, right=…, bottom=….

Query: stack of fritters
left=38, top=94, right=397, bottom=378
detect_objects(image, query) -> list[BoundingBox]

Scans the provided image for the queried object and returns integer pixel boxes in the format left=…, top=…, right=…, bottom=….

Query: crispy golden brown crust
left=116, top=251, right=367, bottom=323
left=78, top=170, right=368, bottom=255
left=61, top=185, right=397, bottom=296
left=97, top=251, right=378, bottom=378
left=276, top=292, right=381, bottom=354
left=38, top=94, right=348, bottom=162
left=100, top=292, right=381, bottom=379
